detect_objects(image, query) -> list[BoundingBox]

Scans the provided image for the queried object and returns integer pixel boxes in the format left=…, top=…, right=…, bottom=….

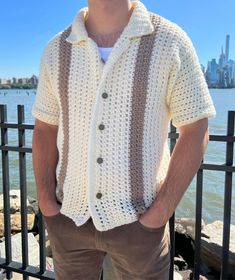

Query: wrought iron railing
left=0, top=104, right=234, bottom=280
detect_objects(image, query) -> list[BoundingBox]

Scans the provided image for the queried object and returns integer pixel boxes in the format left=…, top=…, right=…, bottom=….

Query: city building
left=30, top=75, right=38, bottom=86
left=0, top=75, right=38, bottom=89
left=12, top=77, right=18, bottom=84
left=18, top=78, right=29, bottom=85
left=225, top=35, right=230, bottom=64
left=206, top=35, right=235, bottom=88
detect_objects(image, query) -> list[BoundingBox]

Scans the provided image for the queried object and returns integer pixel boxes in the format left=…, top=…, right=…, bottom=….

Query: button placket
left=95, top=90, right=109, bottom=200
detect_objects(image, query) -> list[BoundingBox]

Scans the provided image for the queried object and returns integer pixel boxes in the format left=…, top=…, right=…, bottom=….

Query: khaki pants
left=43, top=213, right=171, bottom=280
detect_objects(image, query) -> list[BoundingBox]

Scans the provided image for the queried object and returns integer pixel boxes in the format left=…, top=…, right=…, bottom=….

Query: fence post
left=169, top=122, right=177, bottom=280
left=221, top=111, right=235, bottom=279
left=18, top=105, right=29, bottom=280
left=0, top=104, right=13, bottom=279
left=193, top=165, right=204, bottom=280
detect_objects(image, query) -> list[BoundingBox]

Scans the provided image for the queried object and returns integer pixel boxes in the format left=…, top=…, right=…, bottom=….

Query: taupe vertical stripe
left=56, top=26, right=72, bottom=203
left=129, top=13, right=161, bottom=213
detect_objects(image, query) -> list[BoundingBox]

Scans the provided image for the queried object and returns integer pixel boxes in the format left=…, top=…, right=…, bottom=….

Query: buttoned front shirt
left=31, top=0, right=216, bottom=231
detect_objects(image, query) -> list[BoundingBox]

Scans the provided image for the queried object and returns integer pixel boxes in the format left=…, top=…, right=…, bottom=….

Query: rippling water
left=0, top=88, right=234, bottom=224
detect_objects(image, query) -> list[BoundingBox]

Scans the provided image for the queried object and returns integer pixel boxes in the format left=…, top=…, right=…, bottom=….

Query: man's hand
left=138, top=118, right=209, bottom=229
left=39, top=200, right=62, bottom=217
left=138, top=182, right=170, bottom=229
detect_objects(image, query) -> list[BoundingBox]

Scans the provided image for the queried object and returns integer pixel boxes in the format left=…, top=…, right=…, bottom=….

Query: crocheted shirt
left=31, top=0, right=216, bottom=231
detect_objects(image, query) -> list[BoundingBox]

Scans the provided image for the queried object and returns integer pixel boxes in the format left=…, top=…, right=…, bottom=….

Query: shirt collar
left=65, top=1, right=155, bottom=44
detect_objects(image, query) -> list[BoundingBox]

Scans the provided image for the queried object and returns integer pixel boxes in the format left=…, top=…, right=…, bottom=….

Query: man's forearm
left=32, top=121, right=59, bottom=207
left=139, top=119, right=209, bottom=227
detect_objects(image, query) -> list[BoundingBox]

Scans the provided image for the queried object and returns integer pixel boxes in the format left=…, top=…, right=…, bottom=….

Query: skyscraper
left=219, top=46, right=226, bottom=68
left=225, top=35, right=230, bottom=63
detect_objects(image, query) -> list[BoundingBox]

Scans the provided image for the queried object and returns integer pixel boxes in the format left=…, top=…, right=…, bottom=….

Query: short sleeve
left=31, top=47, right=60, bottom=125
left=166, top=30, right=216, bottom=128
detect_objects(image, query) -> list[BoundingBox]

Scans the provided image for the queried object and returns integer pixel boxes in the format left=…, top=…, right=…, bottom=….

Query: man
left=31, top=0, right=216, bottom=279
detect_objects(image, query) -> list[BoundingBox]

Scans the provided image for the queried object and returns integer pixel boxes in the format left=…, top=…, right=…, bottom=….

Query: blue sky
left=0, top=0, right=234, bottom=79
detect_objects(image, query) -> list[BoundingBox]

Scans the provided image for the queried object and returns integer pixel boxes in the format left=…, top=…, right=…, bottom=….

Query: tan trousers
left=43, top=212, right=171, bottom=280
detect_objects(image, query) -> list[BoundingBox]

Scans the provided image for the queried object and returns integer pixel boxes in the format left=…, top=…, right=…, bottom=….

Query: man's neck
left=85, top=0, right=136, bottom=47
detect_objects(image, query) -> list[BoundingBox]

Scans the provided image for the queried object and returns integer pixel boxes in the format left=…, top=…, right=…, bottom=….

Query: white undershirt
left=98, top=47, right=113, bottom=63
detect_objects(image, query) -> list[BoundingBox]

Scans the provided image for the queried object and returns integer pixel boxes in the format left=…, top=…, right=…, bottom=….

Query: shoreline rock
left=175, top=218, right=235, bottom=280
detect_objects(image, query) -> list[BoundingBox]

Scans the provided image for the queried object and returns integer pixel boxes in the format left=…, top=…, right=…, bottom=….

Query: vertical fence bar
left=221, top=111, right=235, bottom=280
left=0, top=104, right=13, bottom=279
left=38, top=210, right=47, bottom=277
left=193, top=166, right=204, bottom=280
left=169, top=122, right=177, bottom=280
left=17, top=105, right=29, bottom=280
left=100, top=268, right=103, bottom=280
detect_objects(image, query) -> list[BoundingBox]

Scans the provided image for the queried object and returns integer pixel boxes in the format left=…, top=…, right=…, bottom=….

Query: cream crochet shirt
left=31, top=0, right=216, bottom=231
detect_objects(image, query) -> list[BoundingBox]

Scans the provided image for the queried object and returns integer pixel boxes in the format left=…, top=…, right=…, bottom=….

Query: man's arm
left=32, top=118, right=61, bottom=216
left=138, top=118, right=209, bottom=228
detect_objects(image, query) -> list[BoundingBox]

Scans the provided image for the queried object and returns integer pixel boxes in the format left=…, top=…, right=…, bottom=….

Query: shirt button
left=102, top=92, right=108, bottom=99
left=98, top=124, right=105, bottom=130
left=97, top=157, right=103, bottom=164
left=96, top=192, right=102, bottom=199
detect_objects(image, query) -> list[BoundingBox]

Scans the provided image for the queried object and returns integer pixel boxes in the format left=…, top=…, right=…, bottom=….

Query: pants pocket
left=135, top=220, right=167, bottom=232
left=42, top=211, right=62, bottom=220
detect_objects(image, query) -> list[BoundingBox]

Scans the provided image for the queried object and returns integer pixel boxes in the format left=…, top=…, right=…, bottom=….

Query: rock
left=0, top=190, right=30, bottom=213
left=27, top=195, right=38, bottom=214
left=174, top=271, right=183, bottom=280
left=0, top=213, right=35, bottom=237
left=175, top=230, right=195, bottom=268
left=0, top=234, right=39, bottom=278
left=45, top=256, right=54, bottom=272
left=0, top=237, right=54, bottom=280
left=201, top=220, right=235, bottom=278
left=5, top=273, right=37, bottom=280
left=178, top=270, right=216, bottom=280
left=0, top=268, right=6, bottom=280
left=0, top=190, right=37, bottom=237
left=175, top=218, right=234, bottom=278
left=0, top=232, right=39, bottom=266
left=175, top=218, right=206, bottom=239
left=174, top=256, right=188, bottom=270
left=34, top=231, right=52, bottom=257
left=178, top=269, right=192, bottom=280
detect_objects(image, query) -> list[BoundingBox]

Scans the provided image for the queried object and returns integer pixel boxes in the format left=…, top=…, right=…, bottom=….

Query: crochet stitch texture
left=31, top=1, right=216, bottom=231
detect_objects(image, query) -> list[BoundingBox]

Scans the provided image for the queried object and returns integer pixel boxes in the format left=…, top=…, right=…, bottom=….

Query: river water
left=0, top=88, right=234, bottom=224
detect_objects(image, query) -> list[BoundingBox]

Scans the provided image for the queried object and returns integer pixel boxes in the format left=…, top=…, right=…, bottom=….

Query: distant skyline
left=0, top=0, right=235, bottom=78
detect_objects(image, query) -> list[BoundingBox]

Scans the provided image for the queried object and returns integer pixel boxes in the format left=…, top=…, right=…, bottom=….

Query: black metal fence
left=0, top=104, right=234, bottom=280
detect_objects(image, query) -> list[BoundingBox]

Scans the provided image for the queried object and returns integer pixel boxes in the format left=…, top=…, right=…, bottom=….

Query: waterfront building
left=12, top=77, right=17, bottom=84
left=18, top=78, right=28, bottom=85
left=206, top=34, right=234, bottom=88
left=0, top=79, right=8, bottom=85
left=225, top=35, right=230, bottom=63
left=228, top=59, right=235, bottom=87
left=206, top=59, right=219, bottom=87
left=30, top=75, right=38, bottom=86
left=219, top=46, right=226, bottom=69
